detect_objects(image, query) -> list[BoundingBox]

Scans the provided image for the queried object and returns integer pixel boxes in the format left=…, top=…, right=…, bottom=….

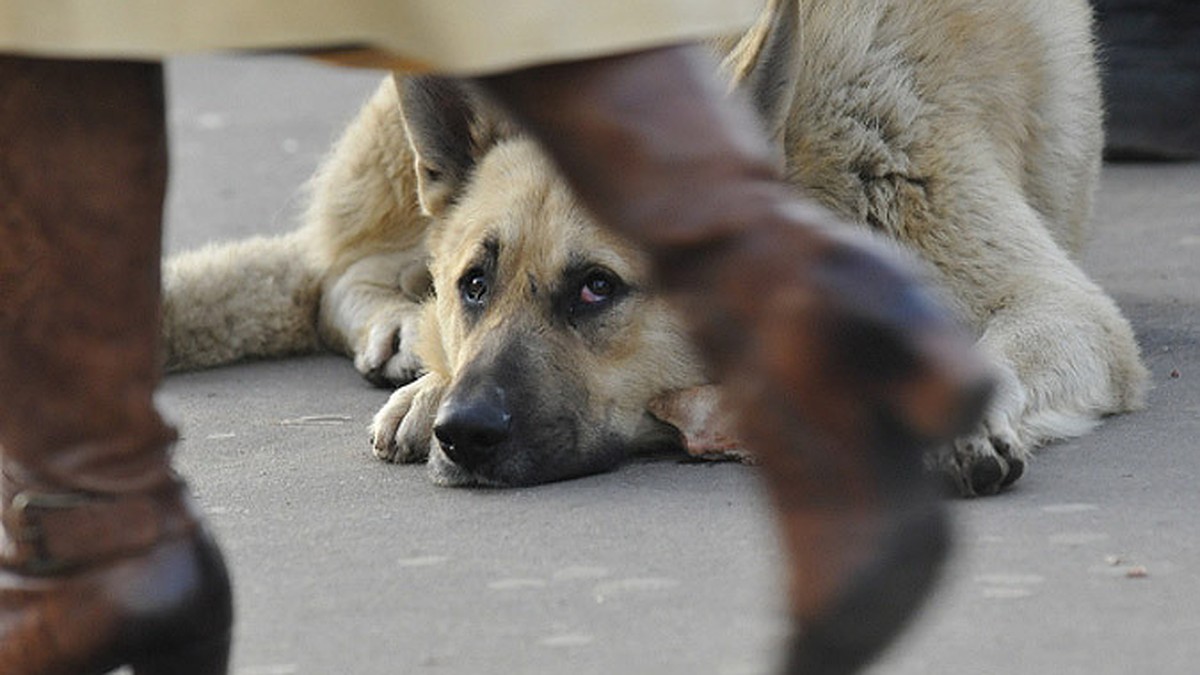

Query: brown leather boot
left=0, top=57, right=233, bottom=674
left=480, top=46, right=992, bottom=674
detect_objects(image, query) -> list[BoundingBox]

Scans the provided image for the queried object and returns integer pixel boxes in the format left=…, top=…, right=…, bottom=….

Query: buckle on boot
left=5, top=487, right=182, bottom=575
left=8, top=490, right=104, bottom=575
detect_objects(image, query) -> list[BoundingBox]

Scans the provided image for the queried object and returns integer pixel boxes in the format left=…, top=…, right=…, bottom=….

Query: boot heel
left=131, top=630, right=232, bottom=675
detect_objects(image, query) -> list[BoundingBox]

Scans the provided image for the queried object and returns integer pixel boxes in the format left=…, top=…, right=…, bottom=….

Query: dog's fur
left=164, top=0, right=1147, bottom=494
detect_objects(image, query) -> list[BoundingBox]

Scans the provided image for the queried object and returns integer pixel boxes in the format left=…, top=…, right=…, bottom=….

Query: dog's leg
left=907, top=179, right=1148, bottom=496
left=834, top=142, right=1147, bottom=495
left=478, top=45, right=992, bottom=674
left=306, top=77, right=434, bottom=386
left=318, top=251, right=429, bottom=386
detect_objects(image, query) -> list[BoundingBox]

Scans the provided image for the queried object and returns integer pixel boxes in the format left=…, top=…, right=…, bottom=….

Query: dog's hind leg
left=856, top=155, right=1148, bottom=495
left=924, top=186, right=1147, bottom=496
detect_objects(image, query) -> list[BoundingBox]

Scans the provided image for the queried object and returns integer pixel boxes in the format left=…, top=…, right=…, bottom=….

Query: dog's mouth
left=426, top=407, right=627, bottom=488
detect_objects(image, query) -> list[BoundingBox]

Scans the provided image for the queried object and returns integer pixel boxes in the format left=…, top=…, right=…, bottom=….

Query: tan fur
left=164, top=0, right=1147, bottom=493
left=163, top=232, right=321, bottom=371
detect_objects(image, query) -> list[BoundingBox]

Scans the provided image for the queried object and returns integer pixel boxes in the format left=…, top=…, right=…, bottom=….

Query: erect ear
left=397, top=75, right=480, bottom=218
left=721, top=0, right=800, bottom=148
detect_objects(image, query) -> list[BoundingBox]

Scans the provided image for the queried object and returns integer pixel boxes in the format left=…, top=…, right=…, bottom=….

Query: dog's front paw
left=355, top=310, right=424, bottom=387
left=370, top=373, right=446, bottom=463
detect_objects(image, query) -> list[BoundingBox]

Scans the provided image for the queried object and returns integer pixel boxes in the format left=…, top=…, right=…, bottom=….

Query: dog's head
left=398, top=78, right=703, bottom=486
left=395, top=3, right=801, bottom=486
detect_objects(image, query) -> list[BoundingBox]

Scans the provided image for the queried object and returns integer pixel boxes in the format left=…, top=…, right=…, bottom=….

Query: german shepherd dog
left=163, top=0, right=1147, bottom=495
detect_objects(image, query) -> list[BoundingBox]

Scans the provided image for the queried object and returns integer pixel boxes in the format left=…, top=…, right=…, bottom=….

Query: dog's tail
left=161, top=230, right=323, bottom=373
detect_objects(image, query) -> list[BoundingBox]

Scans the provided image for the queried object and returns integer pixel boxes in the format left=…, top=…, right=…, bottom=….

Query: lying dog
left=164, top=0, right=1147, bottom=495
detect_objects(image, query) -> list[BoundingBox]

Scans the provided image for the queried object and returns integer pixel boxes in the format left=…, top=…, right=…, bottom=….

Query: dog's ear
left=722, top=0, right=800, bottom=147
left=397, top=75, right=480, bottom=218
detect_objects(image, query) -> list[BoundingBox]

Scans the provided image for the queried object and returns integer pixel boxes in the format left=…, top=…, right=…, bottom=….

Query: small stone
left=1125, top=566, right=1149, bottom=579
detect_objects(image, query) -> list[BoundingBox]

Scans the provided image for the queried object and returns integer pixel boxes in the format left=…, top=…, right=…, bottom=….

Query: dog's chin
left=426, top=447, right=506, bottom=488
left=424, top=439, right=628, bottom=488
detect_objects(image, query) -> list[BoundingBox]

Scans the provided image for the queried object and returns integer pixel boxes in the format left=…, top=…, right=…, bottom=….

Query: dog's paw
left=370, top=373, right=446, bottom=463
left=934, top=417, right=1027, bottom=498
left=355, top=313, right=424, bottom=387
left=930, top=365, right=1026, bottom=496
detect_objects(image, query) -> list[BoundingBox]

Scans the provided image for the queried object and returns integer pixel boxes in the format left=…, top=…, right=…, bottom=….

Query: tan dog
left=164, top=0, right=1147, bottom=494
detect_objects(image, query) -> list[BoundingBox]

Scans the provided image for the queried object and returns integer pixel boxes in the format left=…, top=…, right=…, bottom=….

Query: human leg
left=0, top=56, right=232, bottom=675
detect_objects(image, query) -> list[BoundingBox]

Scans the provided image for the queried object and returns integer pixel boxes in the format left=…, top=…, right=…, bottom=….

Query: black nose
left=433, top=386, right=511, bottom=471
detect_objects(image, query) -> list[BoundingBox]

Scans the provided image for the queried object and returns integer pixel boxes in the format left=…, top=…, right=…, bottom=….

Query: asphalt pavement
left=157, top=55, right=1200, bottom=675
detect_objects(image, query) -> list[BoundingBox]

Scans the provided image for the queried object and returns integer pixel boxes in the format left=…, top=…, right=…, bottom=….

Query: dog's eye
left=559, top=267, right=627, bottom=324
left=460, top=269, right=488, bottom=306
left=579, top=272, right=616, bottom=305
left=583, top=273, right=619, bottom=305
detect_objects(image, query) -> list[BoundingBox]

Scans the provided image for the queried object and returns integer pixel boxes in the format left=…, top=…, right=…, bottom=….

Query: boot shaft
left=0, top=57, right=175, bottom=494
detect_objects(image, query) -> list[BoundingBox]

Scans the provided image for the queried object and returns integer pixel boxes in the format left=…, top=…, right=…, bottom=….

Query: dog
left=163, top=0, right=1147, bottom=495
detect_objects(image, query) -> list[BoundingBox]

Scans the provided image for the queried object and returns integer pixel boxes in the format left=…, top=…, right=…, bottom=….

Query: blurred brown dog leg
left=480, top=45, right=991, bottom=674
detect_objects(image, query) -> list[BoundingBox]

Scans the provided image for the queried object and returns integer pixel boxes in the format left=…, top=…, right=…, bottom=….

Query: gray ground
left=158, top=55, right=1200, bottom=675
